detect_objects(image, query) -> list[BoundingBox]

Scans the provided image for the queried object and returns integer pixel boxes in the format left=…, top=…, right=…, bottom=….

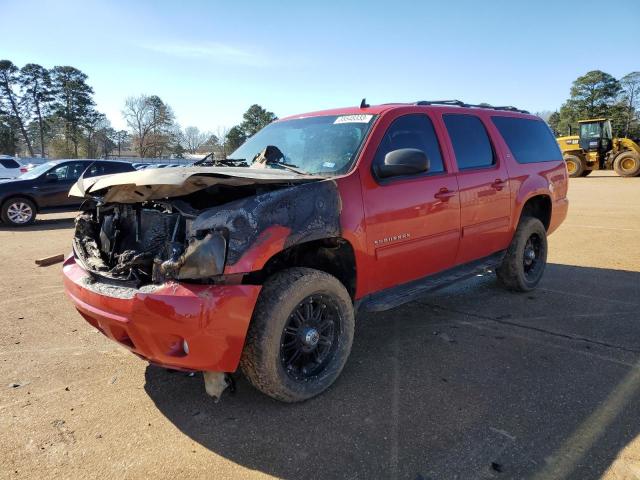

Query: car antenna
left=360, top=98, right=370, bottom=109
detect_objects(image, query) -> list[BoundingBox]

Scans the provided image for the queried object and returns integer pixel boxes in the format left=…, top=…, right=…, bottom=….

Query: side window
left=443, top=114, right=495, bottom=170
left=102, top=162, right=134, bottom=174
left=84, top=162, right=135, bottom=178
left=0, top=159, right=20, bottom=168
left=373, top=114, right=445, bottom=177
left=491, top=116, right=562, bottom=164
left=49, top=162, right=88, bottom=180
left=85, top=163, right=104, bottom=178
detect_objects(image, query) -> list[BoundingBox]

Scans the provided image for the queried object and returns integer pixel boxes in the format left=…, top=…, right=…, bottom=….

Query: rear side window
left=443, top=114, right=495, bottom=170
left=0, top=159, right=19, bottom=168
left=492, top=116, right=562, bottom=163
left=101, top=162, right=135, bottom=174
left=374, top=114, right=445, bottom=176
left=85, top=162, right=134, bottom=177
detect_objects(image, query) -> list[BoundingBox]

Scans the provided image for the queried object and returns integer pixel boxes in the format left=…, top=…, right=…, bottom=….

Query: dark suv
left=0, top=160, right=136, bottom=226
left=63, top=101, right=569, bottom=402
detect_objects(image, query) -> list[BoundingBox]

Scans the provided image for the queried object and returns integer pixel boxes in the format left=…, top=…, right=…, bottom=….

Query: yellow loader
left=557, top=118, right=640, bottom=177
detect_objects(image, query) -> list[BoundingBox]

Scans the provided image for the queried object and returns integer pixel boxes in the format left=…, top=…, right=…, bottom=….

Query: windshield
left=19, top=161, right=58, bottom=179
left=229, top=114, right=376, bottom=175
left=580, top=122, right=601, bottom=139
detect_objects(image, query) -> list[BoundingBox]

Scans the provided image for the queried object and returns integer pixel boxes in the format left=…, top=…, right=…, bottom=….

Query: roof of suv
left=280, top=101, right=537, bottom=122
left=40, top=159, right=134, bottom=165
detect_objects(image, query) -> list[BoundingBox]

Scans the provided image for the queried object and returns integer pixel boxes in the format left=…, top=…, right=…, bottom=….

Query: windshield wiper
left=264, top=159, right=307, bottom=175
left=251, top=145, right=307, bottom=175
left=215, top=158, right=248, bottom=167
left=193, top=152, right=248, bottom=167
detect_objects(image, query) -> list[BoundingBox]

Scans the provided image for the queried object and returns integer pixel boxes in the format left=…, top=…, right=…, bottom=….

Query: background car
left=0, top=159, right=135, bottom=226
left=0, top=156, right=26, bottom=179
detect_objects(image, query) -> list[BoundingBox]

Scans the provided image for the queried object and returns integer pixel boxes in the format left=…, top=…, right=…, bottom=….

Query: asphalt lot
left=1, top=171, right=639, bottom=480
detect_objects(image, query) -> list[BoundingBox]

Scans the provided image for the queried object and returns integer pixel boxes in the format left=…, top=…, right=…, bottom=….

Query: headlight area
left=154, top=231, right=227, bottom=282
left=72, top=202, right=229, bottom=286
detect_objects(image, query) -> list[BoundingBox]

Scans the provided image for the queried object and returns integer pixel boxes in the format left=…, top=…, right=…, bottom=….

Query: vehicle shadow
left=144, top=264, right=640, bottom=479
left=0, top=216, right=75, bottom=231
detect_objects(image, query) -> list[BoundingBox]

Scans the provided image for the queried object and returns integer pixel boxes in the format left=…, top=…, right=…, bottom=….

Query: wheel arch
left=513, top=192, right=552, bottom=232
left=244, top=237, right=357, bottom=300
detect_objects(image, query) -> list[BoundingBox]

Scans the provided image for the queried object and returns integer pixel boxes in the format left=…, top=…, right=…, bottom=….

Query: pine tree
left=241, top=104, right=277, bottom=136
left=555, top=70, right=622, bottom=136
left=84, top=111, right=108, bottom=158
left=51, top=66, right=96, bottom=158
left=225, top=125, right=247, bottom=152
left=19, top=64, right=53, bottom=157
left=0, top=60, right=34, bottom=156
left=568, top=70, right=620, bottom=119
left=0, top=113, right=19, bottom=155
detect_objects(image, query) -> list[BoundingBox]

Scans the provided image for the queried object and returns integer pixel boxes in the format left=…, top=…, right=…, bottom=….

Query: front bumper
left=63, top=257, right=261, bottom=372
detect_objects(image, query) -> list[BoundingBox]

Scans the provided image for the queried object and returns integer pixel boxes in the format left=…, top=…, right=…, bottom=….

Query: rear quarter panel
left=485, top=115, right=569, bottom=235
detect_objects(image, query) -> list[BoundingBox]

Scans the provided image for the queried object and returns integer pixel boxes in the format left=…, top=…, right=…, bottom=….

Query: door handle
left=491, top=179, right=507, bottom=191
left=434, top=188, right=457, bottom=200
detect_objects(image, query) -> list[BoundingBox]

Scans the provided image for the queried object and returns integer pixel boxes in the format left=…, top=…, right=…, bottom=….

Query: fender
left=222, top=172, right=371, bottom=300
left=189, top=179, right=343, bottom=275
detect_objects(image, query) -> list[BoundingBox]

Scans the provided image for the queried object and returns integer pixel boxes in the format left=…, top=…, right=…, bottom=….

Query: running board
left=357, top=251, right=505, bottom=313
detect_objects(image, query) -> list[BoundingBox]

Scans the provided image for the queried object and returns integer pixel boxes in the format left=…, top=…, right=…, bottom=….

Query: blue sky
left=3, top=0, right=638, bottom=131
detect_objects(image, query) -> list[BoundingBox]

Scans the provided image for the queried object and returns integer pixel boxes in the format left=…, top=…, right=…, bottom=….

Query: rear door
left=442, top=113, right=512, bottom=265
left=361, top=113, right=461, bottom=292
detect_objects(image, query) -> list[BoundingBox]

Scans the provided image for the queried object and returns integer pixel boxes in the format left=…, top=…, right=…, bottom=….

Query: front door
left=441, top=113, right=512, bottom=265
left=34, top=162, right=88, bottom=208
left=361, top=113, right=461, bottom=293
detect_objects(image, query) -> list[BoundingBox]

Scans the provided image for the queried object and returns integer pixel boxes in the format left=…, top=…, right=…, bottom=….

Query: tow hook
left=203, top=371, right=236, bottom=402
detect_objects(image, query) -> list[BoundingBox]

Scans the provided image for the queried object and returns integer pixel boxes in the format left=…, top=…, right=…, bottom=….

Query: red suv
left=63, top=100, right=568, bottom=402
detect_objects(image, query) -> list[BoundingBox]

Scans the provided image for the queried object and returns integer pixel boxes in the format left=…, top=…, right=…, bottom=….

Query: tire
left=564, top=155, right=584, bottom=178
left=496, top=217, right=548, bottom=292
left=240, top=267, right=355, bottom=402
left=1, top=197, right=36, bottom=226
left=613, top=152, right=640, bottom=177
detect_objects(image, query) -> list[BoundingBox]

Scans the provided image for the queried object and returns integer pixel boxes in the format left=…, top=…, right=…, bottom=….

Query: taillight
left=20, top=167, right=28, bottom=173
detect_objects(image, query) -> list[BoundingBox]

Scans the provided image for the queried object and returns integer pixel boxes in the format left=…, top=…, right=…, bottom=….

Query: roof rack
left=415, top=100, right=529, bottom=114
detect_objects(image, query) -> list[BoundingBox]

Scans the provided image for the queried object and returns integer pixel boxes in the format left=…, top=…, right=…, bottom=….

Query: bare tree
left=182, top=126, right=212, bottom=154
left=216, top=125, right=230, bottom=158
left=113, top=130, right=129, bottom=157
left=122, top=94, right=175, bottom=157
left=620, top=72, right=640, bottom=137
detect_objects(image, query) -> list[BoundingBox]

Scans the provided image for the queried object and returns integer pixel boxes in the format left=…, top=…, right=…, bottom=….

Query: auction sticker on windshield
left=334, top=115, right=373, bottom=124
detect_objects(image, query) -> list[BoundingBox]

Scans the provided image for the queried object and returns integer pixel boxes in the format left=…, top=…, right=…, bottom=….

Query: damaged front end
left=66, top=166, right=343, bottom=402
left=73, top=201, right=227, bottom=286
left=71, top=167, right=342, bottom=288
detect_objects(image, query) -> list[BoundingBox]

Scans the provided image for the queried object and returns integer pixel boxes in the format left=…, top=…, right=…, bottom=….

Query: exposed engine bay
left=70, top=167, right=342, bottom=287
left=74, top=201, right=222, bottom=285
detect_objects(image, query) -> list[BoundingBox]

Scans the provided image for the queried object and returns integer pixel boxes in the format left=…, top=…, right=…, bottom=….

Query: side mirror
left=45, top=173, right=58, bottom=182
left=377, top=148, right=429, bottom=178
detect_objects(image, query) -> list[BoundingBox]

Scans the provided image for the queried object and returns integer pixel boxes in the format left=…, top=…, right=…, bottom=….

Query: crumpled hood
left=69, top=166, right=320, bottom=203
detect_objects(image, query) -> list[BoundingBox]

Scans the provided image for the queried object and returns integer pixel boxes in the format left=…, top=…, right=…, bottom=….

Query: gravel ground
left=1, top=171, right=639, bottom=480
